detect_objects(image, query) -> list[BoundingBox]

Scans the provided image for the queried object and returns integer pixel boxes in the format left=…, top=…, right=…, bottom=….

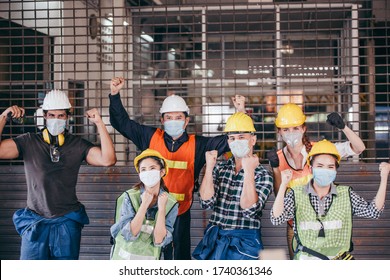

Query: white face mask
left=229, top=139, right=250, bottom=158
left=164, top=120, right=185, bottom=138
left=139, top=170, right=162, bottom=188
left=46, top=119, right=67, bottom=136
left=282, top=131, right=303, bottom=148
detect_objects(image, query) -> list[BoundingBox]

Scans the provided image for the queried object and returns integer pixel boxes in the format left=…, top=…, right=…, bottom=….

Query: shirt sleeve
left=153, top=203, right=178, bottom=247
left=334, top=141, right=357, bottom=158
left=242, top=167, right=273, bottom=218
left=350, top=189, right=384, bottom=219
left=110, top=194, right=140, bottom=241
left=109, top=93, right=156, bottom=150
left=270, top=188, right=296, bottom=225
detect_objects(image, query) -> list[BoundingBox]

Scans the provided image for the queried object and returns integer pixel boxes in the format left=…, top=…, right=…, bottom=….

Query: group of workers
left=0, top=76, right=389, bottom=260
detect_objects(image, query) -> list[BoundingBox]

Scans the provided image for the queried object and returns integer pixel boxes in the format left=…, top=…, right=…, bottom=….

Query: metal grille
left=0, top=0, right=389, bottom=165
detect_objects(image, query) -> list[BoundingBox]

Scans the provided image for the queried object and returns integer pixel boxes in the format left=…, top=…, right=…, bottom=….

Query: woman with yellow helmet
left=267, top=103, right=366, bottom=259
left=110, top=149, right=178, bottom=260
left=271, top=140, right=390, bottom=260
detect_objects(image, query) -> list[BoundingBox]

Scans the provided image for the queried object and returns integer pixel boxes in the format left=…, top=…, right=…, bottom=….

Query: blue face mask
left=312, top=168, right=337, bottom=187
left=164, top=120, right=185, bottom=138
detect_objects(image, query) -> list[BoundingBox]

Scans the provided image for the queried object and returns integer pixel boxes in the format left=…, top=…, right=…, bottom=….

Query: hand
left=242, top=153, right=259, bottom=172
left=326, top=112, right=345, bottom=129
left=157, top=192, right=168, bottom=210
left=205, top=150, right=218, bottom=169
left=1, top=105, right=25, bottom=121
left=266, top=147, right=279, bottom=168
left=141, top=191, right=154, bottom=207
left=281, top=169, right=293, bottom=186
left=110, top=77, right=125, bottom=95
left=232, top=95, right=246, bottom=113
left=379, top=162, right=390, bottom=179
left=85, top=108, right=103, bottom=125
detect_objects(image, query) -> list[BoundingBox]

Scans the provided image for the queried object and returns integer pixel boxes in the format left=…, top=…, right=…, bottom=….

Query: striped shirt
left=200, top=157, right=273, bottom=230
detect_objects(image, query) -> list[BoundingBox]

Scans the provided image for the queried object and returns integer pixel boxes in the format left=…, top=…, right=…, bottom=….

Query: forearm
left=342, top=126, right=365, bottom=154
left=0, top=114, right=6, bottom=138
left=130, top=204, right=148, bottom=236
left=154, top=209, right=167, bottom=245
left=240, top=169, right=258, bottom=209
left=375, top=174, right=388, bottom=210
left=199, top=167, right=215, bottom=200
left=272, top=184, right=288, bottom=218
left=95, top=121, right=116, bottom=165
left=272, top=167, right=282, bottom=195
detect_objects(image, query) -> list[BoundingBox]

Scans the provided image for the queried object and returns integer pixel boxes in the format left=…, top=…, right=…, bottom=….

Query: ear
left=250, top=134, right=257, bottom=146
left=160, top=168, right=166, bottom=177
left=160, top=116, right=165, bottom=124
left=183, top=116, right=190, bottom=128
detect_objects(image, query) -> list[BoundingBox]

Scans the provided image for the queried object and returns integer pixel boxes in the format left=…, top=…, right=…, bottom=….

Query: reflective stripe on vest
left=150, top=128, right=195, bottom=215
left=110, top=189, right=177, bottom=260
left=293, top=185, right=353, bottom=260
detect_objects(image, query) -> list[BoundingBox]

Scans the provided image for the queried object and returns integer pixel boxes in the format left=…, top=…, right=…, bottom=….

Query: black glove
left=326, top=112, right=345, bottom=129
left=266, top=148, right=279, bottom=168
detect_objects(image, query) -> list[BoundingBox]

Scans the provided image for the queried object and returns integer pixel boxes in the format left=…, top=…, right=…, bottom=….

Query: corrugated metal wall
left=0, top=0, right=389, bottom=260
left=0, top=163, right=388, bottom=260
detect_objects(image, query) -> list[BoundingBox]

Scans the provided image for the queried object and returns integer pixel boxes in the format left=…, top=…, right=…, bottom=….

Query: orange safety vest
left=277, top=148, right=312, bottom=189
left=150, top=129, right=195, bottom=215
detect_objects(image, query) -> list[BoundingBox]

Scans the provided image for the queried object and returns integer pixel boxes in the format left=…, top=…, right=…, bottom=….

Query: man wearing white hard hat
left=0, top=90, right=116, bottom=260
left=109, top=77, right=246, bottom=260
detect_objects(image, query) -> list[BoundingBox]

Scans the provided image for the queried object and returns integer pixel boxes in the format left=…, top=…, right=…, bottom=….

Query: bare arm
left=0, top=106, right=24, bottom=159
left=375, top=162, right=390, bottom=210
left=130, top=192, right=153, bottom=236
left=326, top=112, right=365, bottom=155
left=342, top=126, right=366, bottom=155
left=240, top=154, right=260, bottom=209
left=85, top=108, right=116, bottom=166
left=154, top=193, right=168, bottom=245
left=199, top=150, right=218, bottom=200
left=272, top=169, right=292, bottom=218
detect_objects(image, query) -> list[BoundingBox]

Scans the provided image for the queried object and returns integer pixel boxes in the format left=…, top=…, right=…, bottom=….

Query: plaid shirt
left=270, top=181, right=384, bottom=231
left=200, top=157, right=273, bottom=230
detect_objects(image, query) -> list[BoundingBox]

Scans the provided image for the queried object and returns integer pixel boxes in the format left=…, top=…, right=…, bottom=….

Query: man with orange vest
left=109, top=77, right=245, bottom=259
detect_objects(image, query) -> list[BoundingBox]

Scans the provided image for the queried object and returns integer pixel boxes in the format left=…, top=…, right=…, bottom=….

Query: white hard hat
left=159, top=94, right=189, bottom=115
left=42, top=89, right=72, bottom=110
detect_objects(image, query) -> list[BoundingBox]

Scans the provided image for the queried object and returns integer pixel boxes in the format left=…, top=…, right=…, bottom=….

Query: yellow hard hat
left=307, top=139, right=341, bottom=166
left=134, top=149, right=169, bottom=177
left=224, top=112, right=256, bottom=133
left=275, top=103, right=306, bottom=128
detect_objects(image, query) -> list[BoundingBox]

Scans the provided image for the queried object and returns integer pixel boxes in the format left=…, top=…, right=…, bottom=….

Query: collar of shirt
left=304, top=180, right=338, bottom=198
left=283, top=145, right=307, bottom=169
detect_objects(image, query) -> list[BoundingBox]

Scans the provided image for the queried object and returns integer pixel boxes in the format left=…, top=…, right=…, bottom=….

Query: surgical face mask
left=46, top=119, right=67, bottom=136
left=164, top=120, right=185, bottom=138
left=139, top=170, right=162, bottom=188
left=282, top=131, right=303, bottom=148
left=229, top=139, right=250, bottom=158
left=312, top=168, right=337, bottom=187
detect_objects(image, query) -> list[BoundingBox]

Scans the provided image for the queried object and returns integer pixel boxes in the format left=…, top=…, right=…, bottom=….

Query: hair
left=310, top=154, right=340, bottom=169
left=43, top=109, right=71, bottom=116
left=134, top=156, right=169, bottom=192
left=161, top=112, right=188, bottom=118
left=302, top=124, right=312, bottom=153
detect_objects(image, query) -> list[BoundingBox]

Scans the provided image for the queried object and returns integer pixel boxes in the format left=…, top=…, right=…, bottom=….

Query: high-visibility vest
left=110, top=189, right=177, bottom=260
left=277, top=147, right=313, bottom=189
left=293, top=185, right=353, bottom=260
left=150, top=129, right=195, bottom=215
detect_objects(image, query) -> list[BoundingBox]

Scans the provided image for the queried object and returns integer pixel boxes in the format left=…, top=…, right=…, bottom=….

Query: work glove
left=266, top=147, right=279, bottom=168
left=326, top=112, right=345, bottom=130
